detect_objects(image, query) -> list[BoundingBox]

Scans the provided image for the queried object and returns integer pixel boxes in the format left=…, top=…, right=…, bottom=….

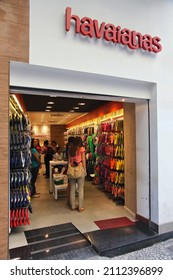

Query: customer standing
left=66, top=136, right=75, bottom=205
left=31, top=138, right=42, bottom=198
left=42, top=140, right=53, bottom=178
left=66, top=136, right=75, bottom=160
left=68, top=137, right=86, bottom=212
left=51, top=140, right=58, bottom=153
left=35, top=138, right=42, bottom=154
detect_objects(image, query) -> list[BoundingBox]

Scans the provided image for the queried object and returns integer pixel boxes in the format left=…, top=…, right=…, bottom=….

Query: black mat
left=10, top=223, right=91, bottom=260
left=10, top=245, right=31, bottom=260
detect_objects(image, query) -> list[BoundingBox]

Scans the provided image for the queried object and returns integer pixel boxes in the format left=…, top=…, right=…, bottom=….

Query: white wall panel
left=136, top=100, right=149, bottom=219
left=30, top=0, right=165, bottom=82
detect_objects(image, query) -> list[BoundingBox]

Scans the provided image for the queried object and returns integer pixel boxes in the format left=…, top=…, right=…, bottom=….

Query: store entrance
left=9, top=89, right=149, bottom=221
left=9, top=89, right=150, bottom=256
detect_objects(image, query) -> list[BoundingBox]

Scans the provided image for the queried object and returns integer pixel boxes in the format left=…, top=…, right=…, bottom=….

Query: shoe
left=32, top=194, right=40, bottom=198
left=35, top=192, right=40, bottom=195
left=78, top=207, right=85, bottom=212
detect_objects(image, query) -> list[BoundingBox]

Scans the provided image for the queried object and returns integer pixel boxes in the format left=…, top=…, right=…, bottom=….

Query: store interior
left=9, top=91, right=145, bottom=258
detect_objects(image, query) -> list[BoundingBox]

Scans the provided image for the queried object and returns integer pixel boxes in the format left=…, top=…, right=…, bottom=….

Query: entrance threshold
left=9, top=222, right=173, bottom=259
left=84, top=222, right=173, bottom=257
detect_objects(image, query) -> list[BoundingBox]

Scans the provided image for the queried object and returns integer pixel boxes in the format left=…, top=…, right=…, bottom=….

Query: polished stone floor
left=9, top=169, right=134, bottom=250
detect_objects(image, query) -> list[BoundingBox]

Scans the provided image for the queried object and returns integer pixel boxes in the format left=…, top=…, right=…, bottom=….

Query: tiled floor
left=9, top=170, right=135, bottom=250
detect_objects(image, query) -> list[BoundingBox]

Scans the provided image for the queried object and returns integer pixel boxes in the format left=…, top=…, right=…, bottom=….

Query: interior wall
left=67, top=102, right=123, bottom=127
left=50, top=125, right=66, bottom=149
left=32, top=124, right=50, bottom=146
left=0, top=0, right=29, bottom=260
left=124, top=103, right=136, bottom=214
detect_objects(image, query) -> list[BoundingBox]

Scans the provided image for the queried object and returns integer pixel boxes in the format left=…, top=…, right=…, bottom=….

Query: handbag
left=67, top=164, right=84, bottom=179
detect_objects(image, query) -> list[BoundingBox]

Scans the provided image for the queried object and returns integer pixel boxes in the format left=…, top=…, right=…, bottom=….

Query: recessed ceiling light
left=78, top=102, right=85, bottom=106
left=45, top=109, right=50, bottom=112
left=73, top=107, right=79, bottom=109
left=69, top=110, right=75, bottom=112
left=46, top=106, right=52, bottom=108
left=47, top=101, right=54, bottom=104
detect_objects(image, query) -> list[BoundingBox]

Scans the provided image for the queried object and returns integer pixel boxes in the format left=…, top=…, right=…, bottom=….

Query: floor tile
left=9, top=171, right=134, bottom=249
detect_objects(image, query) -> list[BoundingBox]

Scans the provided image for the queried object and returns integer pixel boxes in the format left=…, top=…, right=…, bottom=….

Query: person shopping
left=42, top=140, right=53, bottom=178
left=68, top=137, right=86, bottom=212
left=66, top=136, right=75, bottom=205
left=31, top=138, right=42, bottom=198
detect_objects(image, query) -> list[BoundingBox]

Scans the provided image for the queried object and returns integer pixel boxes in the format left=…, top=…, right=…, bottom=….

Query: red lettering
left=104, top=24, right=117, bottom=43
left=142, top=34, right=153, bottom=52
left=65, top=7, right=80, bottom=33
left=93, top=20, right=105, bottom=39
left=128, top=30, right=142, bottom=49
left=152, top=36, right=162, bottom=53
left=81, top=17, right=94, bottom=38
left=121, top=28, right=131, bottom=46
left=65, top=7, right=162, bottom=54
left=116, top=26, right=121, bottom=43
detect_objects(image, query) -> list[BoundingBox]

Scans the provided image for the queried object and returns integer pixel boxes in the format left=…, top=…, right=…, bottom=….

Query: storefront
left=1, top=0, right=173, bottom=259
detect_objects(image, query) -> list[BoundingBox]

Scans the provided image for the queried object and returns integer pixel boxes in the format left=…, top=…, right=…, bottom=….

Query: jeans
left=45, top=157, right=50, bottom=177
left=69, top=176, right=85, bottom=209
left=31, top=166, right=39, bottom=195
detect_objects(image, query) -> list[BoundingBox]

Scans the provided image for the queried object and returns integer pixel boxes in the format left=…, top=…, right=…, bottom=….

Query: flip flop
left=32, top=194, right=40, bottom=198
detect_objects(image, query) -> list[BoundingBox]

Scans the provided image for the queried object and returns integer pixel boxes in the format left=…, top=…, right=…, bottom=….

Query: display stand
left=49, top=160, right=68, bottom=193
left=96, top=118, right=125, bottom=205
left=53, top=174, right=68, bottom=199
left=9, top=96, right=32, bottom=229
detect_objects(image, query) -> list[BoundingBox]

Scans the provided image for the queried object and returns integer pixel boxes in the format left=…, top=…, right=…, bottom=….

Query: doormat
left=94, top=217, right=135, bottom=230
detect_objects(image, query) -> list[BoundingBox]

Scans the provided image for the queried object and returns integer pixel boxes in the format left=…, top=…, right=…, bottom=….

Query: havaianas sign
left=65, top=7, right=162, bottom=53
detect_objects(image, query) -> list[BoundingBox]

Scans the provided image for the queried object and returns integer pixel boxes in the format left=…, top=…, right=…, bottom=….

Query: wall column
left=0, top=0, right=29, bottom=259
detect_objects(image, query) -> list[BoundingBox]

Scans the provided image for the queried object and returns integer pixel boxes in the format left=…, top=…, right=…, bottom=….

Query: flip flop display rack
left=94, top=118, right=125, bottom=205
left=9, top=96, right=32, bottom=229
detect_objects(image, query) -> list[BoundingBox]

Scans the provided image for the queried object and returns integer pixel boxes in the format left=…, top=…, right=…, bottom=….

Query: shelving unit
left=9, top=96, right=32, bottom=229
left=95, top=118, right=125, bottom=205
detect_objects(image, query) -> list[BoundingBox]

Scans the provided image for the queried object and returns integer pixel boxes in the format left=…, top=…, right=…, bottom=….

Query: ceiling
left=16, top=94, right=113, bottom=125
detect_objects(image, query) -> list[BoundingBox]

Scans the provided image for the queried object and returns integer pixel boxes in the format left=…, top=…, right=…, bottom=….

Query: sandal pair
left=71, top=207, right=85, bottom=212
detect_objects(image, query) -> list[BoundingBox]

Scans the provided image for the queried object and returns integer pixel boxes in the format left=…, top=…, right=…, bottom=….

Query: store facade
left=1, top=0, right=173, bottom=259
